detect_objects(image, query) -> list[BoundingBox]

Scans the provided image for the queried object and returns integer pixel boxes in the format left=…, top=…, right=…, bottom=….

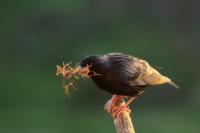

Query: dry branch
left=105, top=98, right=136, bottom=133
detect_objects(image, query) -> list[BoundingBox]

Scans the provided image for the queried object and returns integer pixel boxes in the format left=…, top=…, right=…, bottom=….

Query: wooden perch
left=104, top=98, right=136, bottom=133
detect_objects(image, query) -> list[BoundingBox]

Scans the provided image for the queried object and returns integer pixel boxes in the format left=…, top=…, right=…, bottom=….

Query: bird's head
left=80, top=55, right=108, bottom=76
left=80, top=55, right=107, bottom=67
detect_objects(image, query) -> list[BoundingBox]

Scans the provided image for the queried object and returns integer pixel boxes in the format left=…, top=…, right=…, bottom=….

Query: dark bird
left=80, top=53, right=179, bottom=117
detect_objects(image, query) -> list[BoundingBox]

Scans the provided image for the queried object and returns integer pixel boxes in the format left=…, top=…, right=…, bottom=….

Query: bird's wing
left=105, top=53, right=179, bottom=89
left=105, top=53, right=149, bottom=87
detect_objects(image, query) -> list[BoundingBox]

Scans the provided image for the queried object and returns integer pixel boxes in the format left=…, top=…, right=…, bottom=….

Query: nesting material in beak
left=56, top=62, right=100, bottom=95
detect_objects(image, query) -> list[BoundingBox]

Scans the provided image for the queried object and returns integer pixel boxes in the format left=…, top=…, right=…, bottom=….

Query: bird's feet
left=109, top=95, right=137, bottom=119
left=110, top=105, right=131, bottom=118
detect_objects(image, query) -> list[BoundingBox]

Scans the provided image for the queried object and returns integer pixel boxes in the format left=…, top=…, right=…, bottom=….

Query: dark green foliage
left=0, top=0, right=200, bottom=133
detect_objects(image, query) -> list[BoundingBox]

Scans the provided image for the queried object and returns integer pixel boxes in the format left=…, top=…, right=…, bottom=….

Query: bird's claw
left=110, top=105, right=131, bottom=118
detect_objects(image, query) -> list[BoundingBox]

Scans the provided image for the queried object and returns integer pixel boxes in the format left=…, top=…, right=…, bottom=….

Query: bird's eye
left=87, top=63, right=93, bottom=67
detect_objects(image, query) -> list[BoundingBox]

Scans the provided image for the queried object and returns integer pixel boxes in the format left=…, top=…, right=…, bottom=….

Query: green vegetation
left=1, top=0, right=200, bottom=132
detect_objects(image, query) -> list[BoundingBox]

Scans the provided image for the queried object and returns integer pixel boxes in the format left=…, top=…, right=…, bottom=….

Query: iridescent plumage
left=81, top=53, right=179, bottom=96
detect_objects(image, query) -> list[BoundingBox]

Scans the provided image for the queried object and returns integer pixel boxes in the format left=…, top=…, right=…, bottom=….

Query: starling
left=80, top=53, right=179, bottom=117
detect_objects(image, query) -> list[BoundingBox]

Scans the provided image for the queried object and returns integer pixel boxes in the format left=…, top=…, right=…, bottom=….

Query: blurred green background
left=1, top=0, right=200, bottom=133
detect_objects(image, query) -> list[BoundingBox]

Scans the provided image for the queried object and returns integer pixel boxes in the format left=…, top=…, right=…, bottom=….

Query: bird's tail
left=143, top=67, right=180, bottom=89
left=167, top=81, right=180, bottom=90
left=160, top=75, right=180, bottom=89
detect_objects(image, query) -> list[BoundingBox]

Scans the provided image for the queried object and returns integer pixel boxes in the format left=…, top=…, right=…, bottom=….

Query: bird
left=80, top=53, right=179, bottom=117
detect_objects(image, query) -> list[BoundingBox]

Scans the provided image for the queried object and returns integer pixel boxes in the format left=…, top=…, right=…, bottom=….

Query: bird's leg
left=111, top=96, right=137, bottom=118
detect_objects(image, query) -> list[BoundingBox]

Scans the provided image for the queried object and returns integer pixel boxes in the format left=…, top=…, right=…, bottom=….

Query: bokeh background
left=1, top=0, right=200, bottom=133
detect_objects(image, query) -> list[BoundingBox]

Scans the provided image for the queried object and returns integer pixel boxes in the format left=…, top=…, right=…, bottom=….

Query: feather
left=167, top=81, right=180, bottom=89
